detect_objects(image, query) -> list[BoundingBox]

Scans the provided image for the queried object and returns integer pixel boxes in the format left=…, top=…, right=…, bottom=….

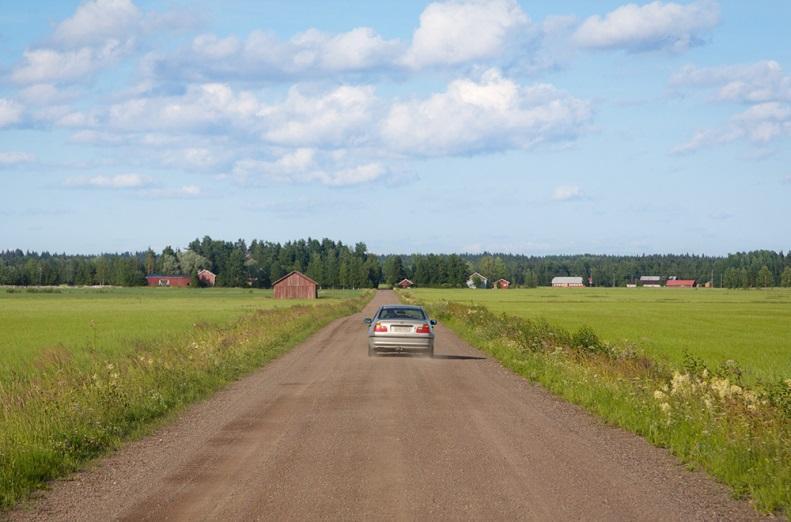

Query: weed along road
left=14, top=291, right=760, bottom=521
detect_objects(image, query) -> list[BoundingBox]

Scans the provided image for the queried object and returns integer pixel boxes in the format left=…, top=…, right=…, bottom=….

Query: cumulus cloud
left=52, top=0, right=141, bottom=48
left=402, top=0, right=530, bottom=68
left=0, top=99, right=24, bottom=127
left=107, top=83, right=260, bottom=131
left=12, top=41, right=134, bottom=84
left=153, top=26, right=401, bottom=82
left=672, top=60, right=791, bottom=153
left=574, top=0, right=719, bottom=52
left=673, top=102, right=790, bottom=154
left=260, top=85, right=378, bottom=147
left=671, top=60, right=791, bottom=103
left=381, top=69, right=591, bottom=156
left=0, top=152, right=36, bottom=167
left=231, top=148, right=387, bottom=187
left=552, top=184, right=585, bottom=201
left=65, top=173, right=153, bottom=189
left=143, top=185, right=203, bottom=199
left=10, top=0, right=186, bottom=85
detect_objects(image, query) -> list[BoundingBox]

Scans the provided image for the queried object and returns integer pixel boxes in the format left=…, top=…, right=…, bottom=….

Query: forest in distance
left=2, top=236, right=791, bottom=289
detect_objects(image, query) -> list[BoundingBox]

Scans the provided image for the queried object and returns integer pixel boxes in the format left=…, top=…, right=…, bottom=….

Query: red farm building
left=666, top=279, right=696, bottom=288
left=397, top=278, right=414, bottom=288
left=197, top=269, right=216, bottom=286
left=146, top=275, right=191, bottom=287
left=495, top=278, right=511, bottom=289
left=273, top=271, right=319, bottom=299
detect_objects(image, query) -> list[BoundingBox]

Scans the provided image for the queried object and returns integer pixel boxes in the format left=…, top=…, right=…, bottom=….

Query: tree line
left=1, top=240, right=790, bottom=288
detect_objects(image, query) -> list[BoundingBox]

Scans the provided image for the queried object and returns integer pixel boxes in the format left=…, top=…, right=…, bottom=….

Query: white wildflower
left=653, top=390, right=667, bottom=401
left=671, top=372, right=692, bottom=396
left=659, top=402, right=671, bottom=414
left=710, top=377, right=731, bottom=399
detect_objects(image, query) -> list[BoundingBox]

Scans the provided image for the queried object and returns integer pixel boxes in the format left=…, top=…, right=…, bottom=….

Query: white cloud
left=260, top=85, right=378, bottom=147
left=671, top=60, right=791, bottom=103
left=0, top=152, right=36, bottom=167
left=158, top=26, right=401, bottom=82
left=231, top=149, right=385, bottom=187
left=672, top=102, right=790, bottom=154
left=52, top=0, right=141, bottom=48
left=144, top=185, right=203, bottom=199
left=12, top=37, right=134, bottom=85
left=574, top=0, right=719, bottom=52
left=0, top=99, right=24, bottom=127
left=402, top=0, right=530, bottom=69
left=671, top=60, right=791, bottom=153
left=10, top=0, right=186, bottom=85
left=65, top=173, right=152, bottom=189
left=107, top=83, right=260, bottom=130
left=552, top=184, right=585, bottom=201
left=291, top=27, right=401, bottom=71
left=381, top=69, right=591, bottom=156
left=192, top=34, right=241, bottom=60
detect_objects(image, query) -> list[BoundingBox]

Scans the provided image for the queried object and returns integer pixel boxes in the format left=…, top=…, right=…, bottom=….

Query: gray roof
left=551, top=276, right=583, bottom=284
left=640, top=275, right=661, bottom=281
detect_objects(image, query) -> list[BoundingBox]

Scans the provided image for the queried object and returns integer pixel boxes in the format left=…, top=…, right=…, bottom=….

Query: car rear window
left=378, top=307, right=426, bottom=320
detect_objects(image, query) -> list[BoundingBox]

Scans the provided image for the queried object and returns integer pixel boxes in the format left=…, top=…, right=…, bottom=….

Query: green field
left=0, top=287, right=361, bottom=371
left=0, top=287, right=370, bottom=509
left=407, top=288, right=791, bottom=383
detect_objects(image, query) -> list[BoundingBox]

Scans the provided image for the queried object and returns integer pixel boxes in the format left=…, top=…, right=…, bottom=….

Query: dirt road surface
left=12, top=290, right=761, bottom=521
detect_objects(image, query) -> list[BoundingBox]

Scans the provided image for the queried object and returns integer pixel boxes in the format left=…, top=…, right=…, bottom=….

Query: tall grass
left=0, top=292, right=371, bottom=510
left=405, top=295, right=790, bottom=515
left=406, top=287, right=791, bottom=383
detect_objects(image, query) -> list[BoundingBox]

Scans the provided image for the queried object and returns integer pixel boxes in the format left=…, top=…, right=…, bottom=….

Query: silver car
left=364, top=305, right=437, bottom=357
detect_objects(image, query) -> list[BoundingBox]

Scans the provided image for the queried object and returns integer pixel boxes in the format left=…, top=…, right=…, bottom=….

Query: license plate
left=391, top=326, right=412, bottom=333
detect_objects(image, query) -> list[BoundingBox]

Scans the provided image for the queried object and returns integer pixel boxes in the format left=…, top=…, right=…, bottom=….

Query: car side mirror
left=363, top=318, right=373, bottom=325
left=430, top=319, right=438, bottom=326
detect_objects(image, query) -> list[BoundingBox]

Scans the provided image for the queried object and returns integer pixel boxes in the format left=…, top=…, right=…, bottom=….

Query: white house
left=551, top=276, right=584, bottom=288
left=466, top=272, right=488, bottom=289
left=639, top=275, right=662, bottom=288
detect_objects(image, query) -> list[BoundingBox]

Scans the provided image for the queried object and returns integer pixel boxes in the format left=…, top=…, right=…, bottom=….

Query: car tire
left=368, top=346, right=374, bottom=357
left=427, top=348, right=434, bottom=358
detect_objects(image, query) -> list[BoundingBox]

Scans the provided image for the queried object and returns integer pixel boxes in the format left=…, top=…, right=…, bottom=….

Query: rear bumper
left=368, top=335, right=434, bottom=353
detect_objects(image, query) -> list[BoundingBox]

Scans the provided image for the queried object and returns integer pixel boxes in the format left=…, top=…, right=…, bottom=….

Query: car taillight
left=416, top=323, right=431, bottom=334
left=374, top=322, right=388, bottom=332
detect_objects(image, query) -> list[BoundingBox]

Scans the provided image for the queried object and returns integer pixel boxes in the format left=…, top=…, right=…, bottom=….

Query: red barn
left=146, top=275, right=191, bottom=287
left=398, top=278, right=414, bottom=288
left=197, top=269, right=216, bottom=286
left=666, top=279, right=696, bottom=288
left=273, top=271, right=318, bottom=299
left=495, top=278, right=511, bottom=289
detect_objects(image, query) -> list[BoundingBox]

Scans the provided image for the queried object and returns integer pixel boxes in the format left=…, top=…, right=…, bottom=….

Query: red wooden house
left=397, top=278, right=414, bottom=288
left=495, top=278, right=511, bottom=289
left=197, top=269, right=216, bottom=287
left=273, top=271, right=319, bottom=299
left=666, top=279, right=696, bottom=288
left=146, top=275, right=191, bottom=287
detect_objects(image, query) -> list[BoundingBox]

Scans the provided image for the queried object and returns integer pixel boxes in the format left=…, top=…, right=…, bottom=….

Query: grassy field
left=0, top=287, right=360, bottom=372
left=0, top=287, right=370, bottom=509
left=401, top=292, right=790, bottom=513
left=407, top=288, right=791, bottom=383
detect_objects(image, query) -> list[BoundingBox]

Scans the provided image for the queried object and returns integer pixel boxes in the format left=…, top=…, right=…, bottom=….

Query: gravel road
left=12, top=290, right=761, bottom=521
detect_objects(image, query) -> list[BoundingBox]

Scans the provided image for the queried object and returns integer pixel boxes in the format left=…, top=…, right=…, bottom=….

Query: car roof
left=380, top=304, right=423, bottom=309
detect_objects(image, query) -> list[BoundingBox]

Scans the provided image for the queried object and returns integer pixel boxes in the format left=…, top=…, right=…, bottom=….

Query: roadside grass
left=401, top=293, right=791, bottom=515
left=0, top=289, right=371, bottom=510
left=406, top=288, right=791, bottom=384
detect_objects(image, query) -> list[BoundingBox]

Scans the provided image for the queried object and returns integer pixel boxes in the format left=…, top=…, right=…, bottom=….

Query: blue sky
left=1, top=0, right=789, bottom=255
